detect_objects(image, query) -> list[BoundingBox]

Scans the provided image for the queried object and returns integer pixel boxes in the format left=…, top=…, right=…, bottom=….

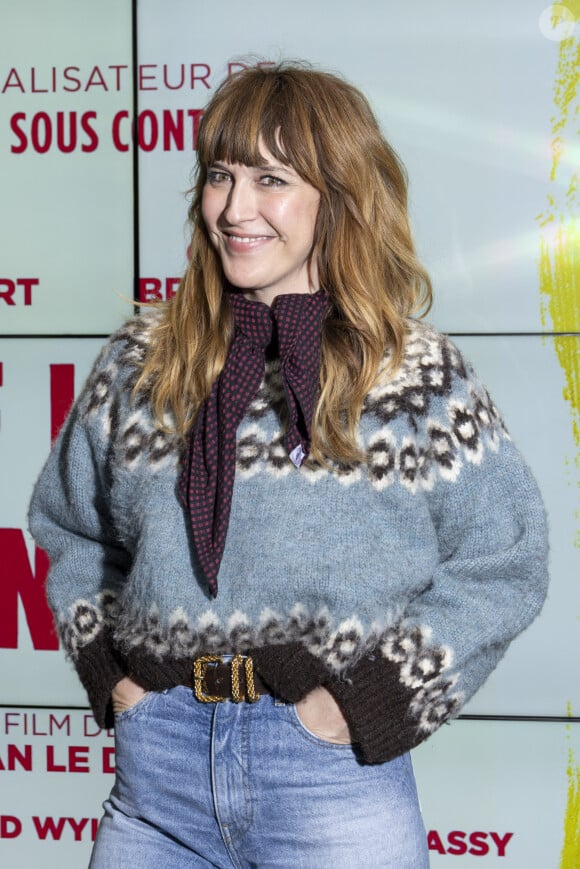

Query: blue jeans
left=89, top=686, right=429, bottom=868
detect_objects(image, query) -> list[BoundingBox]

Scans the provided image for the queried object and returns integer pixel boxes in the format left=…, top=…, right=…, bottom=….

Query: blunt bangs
left=196, top=68, right=323, bottom=187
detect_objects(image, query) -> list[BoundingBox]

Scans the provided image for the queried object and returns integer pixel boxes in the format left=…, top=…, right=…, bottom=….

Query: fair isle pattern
left=57, top=592, right=462, bottom=736
left=59, top=595, right=385, bottom=667
left=364, top=323, right=470, bottom=427
left=367, top=323, right=507, bottom=423
left=74, top=316, right=509, bottom=491
left=79, top=315, right=182, bottom=468
left=246, top=359, right=288, bottom=421
left=238, top=323, right=509, bottom=491
left=82, top=315, right=152, bottom=419
left=56, top=590, right=120, bottom=657
left=362, top=324, right=508, bottom=491
left=380, top=624, right=462, bottom=733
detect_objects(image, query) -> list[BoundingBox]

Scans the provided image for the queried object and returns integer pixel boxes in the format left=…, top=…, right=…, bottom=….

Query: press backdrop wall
left=1, top=1, right=579, bottom=865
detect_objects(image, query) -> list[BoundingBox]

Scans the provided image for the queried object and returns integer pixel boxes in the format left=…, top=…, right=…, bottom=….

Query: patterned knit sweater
left=28, top=313, right=549, bottom=763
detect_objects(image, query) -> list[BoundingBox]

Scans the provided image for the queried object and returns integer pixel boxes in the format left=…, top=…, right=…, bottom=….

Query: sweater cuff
left=328, top=652, right=459, bottom=764
left=74, top=629, right=126, bottom=729
left=249, top=642, right=328, bottom=702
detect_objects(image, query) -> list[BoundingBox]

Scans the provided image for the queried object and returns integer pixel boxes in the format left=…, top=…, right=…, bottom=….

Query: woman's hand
left=111, top=676, right=148, bottom=714
left=295, top=686, right=352, bottom=744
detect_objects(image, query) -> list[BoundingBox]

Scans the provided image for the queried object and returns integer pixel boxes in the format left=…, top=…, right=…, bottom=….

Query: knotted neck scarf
left=179, top=289, right=329, bottom=597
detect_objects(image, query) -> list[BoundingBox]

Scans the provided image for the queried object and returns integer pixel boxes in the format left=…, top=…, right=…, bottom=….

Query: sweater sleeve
left=28, top=330, right=137, bottom=727
left=331, top=441, right=548, bottom=762
left=253, top=348, right=550, bottom=764
left=330, top=359, right=549, bottom=762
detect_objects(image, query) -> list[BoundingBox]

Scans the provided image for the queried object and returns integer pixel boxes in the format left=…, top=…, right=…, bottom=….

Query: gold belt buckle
left=193, top=654, right=224, bottom=703
left=231, top=653, right=261, bottom=703
left=192, top=653, right=261, bottom=703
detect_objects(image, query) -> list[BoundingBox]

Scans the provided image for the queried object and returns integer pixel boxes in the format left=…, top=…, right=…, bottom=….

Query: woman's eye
left=260, top=175, right=285, bottom=187
left=207, top=170, right=230, bottom=185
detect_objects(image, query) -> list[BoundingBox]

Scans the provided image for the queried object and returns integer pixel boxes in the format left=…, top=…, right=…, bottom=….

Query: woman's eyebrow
left=207, top=159, right=295, bottom=175
left=254, top=162, right=295, bottom=175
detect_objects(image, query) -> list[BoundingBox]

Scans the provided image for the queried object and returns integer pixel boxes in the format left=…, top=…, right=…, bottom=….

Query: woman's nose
left=222, top=180, right=256, bottom=224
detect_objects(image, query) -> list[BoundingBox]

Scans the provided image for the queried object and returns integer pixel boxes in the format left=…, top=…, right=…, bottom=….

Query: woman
left=29, top=63, right=549, bottom=867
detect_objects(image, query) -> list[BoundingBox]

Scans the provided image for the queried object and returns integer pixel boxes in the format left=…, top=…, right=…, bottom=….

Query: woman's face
left=201, top=144, right=321, bottom=306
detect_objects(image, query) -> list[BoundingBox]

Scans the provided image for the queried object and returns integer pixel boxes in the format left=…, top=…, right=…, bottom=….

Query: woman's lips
left=223, top=233, right=275, bottom=252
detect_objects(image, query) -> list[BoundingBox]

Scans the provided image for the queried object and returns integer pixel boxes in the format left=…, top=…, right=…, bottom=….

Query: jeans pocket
left=114, top=690, right=158, bottom=723
left=288, top=703, right=354, bottom=750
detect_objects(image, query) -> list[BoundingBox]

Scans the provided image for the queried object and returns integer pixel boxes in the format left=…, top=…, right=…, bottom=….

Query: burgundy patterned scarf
left=179, top=289, right=329, bottom=597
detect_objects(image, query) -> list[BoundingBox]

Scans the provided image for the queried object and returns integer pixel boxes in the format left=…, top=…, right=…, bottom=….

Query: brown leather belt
left=188, top=654, right=270, bottom=703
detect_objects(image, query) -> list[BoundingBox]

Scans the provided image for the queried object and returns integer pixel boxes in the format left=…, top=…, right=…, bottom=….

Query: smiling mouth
left=225, top=233, right=273, bottom=244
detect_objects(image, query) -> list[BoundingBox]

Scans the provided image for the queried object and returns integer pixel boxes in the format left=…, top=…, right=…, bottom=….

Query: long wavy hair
left=136, top=62, right=432, bottom=464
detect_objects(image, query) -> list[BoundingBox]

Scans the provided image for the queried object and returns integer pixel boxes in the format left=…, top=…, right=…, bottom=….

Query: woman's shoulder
left=102, top=307, right=163, bottom=369
left=371, top=318, right=473, bottom=393
left=365, top=317, right=508, bottom=442
left=76, top=308, right=163, bottom=421
left=89, top=308, right=162, bottom=383
left=402, top=318, right=469, bottom=374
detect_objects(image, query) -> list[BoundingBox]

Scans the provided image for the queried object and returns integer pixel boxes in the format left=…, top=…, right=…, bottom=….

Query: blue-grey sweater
left=28, top=313, right=549, bottom=763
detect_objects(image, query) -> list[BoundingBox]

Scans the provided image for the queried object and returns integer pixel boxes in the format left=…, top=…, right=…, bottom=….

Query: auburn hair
left=136, top=62, right=432, bottom=464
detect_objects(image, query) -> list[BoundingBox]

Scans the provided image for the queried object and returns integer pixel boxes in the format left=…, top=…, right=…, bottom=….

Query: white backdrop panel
left=0, top=709, right=113, bottom=865
left=136, top=0, right=563, bottom=333
left=0, top=337, right=108, bottom=706
left=413, top=717, right=579, bottom=865
left=0, top=0, right=133, bottom=335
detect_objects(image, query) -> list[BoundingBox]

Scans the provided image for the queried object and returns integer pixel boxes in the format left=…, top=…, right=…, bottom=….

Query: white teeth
left=228, top=235, right=269, bottom=243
